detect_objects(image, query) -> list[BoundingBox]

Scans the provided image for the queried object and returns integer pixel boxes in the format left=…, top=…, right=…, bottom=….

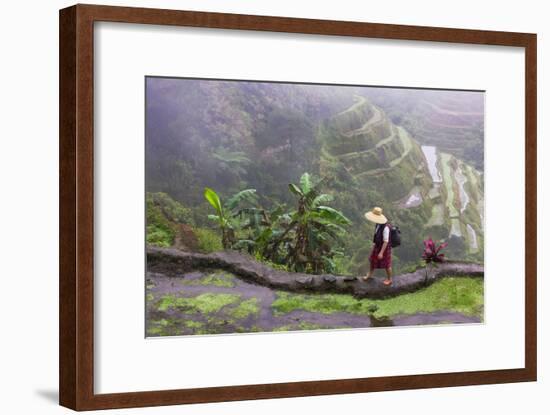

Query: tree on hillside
left=204, top=187, right=258, bottom=249
left=269, top=173, right=351, bottom=273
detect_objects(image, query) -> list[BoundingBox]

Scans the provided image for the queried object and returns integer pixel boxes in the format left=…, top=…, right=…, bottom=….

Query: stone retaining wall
left=147, top=247, right=483, bottom=299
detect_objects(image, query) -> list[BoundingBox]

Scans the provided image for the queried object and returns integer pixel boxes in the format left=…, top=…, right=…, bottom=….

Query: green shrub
left=254, top=252, right=290, bottom=271
left=147, top=192, right=193, bottom=224
left=146, top=196, right=176, bottom=247
left=146, top=224, right=173, bottom=247
left=195, top=228, right=223, bottom=253
left=332, top=254, right=352, bottom=276
left=146, top=192, right=196, bottom=248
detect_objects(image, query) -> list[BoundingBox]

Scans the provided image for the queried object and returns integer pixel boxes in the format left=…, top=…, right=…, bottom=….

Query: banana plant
left=203, top=187, right=257, bottom=249
left=274, top=172, right=351, bottom=273
left=234, top=203, right=290, bottom=257
left=204, top=173, right=350, bottom=273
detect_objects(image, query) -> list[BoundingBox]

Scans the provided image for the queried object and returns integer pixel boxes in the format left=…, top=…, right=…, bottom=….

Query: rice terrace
left=145, top=78, right=485, bottom=337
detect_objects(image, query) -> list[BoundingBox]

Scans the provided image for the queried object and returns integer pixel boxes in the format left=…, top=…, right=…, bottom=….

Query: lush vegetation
left=145, top=80, right=486, bottom=337
left=203, top=173, right=351, bottom=274
left=203, top=187, right=258, bottom=249
left=146, top=192, right=187, bottom=247
left=145, top=79, right=484, bottom=275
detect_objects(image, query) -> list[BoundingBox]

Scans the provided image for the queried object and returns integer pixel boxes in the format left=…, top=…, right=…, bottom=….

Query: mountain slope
left=145, top=79, right=484, bottom=272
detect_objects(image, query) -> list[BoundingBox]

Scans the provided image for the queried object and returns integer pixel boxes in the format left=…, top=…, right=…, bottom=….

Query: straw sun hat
left=364, top=207, right=388, bottom=224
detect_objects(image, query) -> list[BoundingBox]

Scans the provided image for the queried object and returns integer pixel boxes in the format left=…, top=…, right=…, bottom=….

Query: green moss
left=230, top=298, right=260, bottom=319
left=146, top=293, right=154, bottom=302
left=273, top=292, right=360, bottom=315
left=182, top=271, right=236, bottom=288
left=157, top=293, right=240, bottom=314
left=272, top=277, right=483, bottom=319
left=206, top=316, right=236, bottom=327
left=272, top=321, right=332, bottom=332
left=375, top=277, right=483, bottom=317
left=184, top=320, right=204, bottom=329
left=147, top=318, right=173, bottom=336
left=147, top=326, right=163, bottom=335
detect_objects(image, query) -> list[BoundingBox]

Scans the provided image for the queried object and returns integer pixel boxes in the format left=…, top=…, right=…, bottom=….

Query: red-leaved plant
left=422, top=238, right=448, bottom=284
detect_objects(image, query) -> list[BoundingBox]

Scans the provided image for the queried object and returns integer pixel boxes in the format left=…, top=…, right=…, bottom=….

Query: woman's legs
left=383, top=267, right=393, bottom=285
left=362, top=263, right=375, bottom=281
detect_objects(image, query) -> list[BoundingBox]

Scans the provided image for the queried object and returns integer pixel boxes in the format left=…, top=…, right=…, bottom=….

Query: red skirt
left=369, top=244, right=392, bottom=269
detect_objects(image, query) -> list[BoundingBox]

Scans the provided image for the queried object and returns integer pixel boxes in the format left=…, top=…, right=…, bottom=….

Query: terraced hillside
left=319, top=96, right=484, bottom=268
left=436, top=151, right=484, bottom=256
left=321, top=96, right=431, bottom=202
left=146, top=79, right=484, bottom=275
left=365, top=88, right=484, bottom=170
left=145, top=79, right=487, bottom=338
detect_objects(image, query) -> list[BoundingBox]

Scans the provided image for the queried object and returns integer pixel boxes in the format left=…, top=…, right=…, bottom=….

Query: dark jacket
left=373, top=223, right=389, bottom=247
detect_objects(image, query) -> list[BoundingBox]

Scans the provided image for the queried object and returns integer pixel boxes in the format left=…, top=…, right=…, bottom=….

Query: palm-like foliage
left=212, top=147, right=251, bottom=176
left=234, top=203, right=291, bottom=257
left=204, top=187, right=257, bottom=249
left=204, top=173, right=350, bottom=274
left=274, top=173, right=351, bottom=273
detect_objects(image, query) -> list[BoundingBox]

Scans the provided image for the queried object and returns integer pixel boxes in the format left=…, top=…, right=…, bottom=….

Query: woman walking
left=362, top=207, right=393, bottom=286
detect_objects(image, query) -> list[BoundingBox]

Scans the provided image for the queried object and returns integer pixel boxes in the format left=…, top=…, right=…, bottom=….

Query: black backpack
left=389, top=223, right=401, bottom=248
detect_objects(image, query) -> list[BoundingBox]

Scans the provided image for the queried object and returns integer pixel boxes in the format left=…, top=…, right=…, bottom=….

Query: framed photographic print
left=59, top=4, right=537, bottom=410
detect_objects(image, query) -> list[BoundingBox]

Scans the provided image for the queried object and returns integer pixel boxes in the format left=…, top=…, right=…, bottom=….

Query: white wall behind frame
left=94, top=22, right=525, bottom=394
left=1, top=1, right=547, bottom=415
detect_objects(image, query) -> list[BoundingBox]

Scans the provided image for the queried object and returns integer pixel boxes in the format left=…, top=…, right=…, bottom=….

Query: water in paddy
left=454, top=166, right=470, bottom=213
left=404, top=192, right=422, bottom=208
left=467, top=224, right=478, bottom=251
left=421, top=145, right=442, bottom=183
left=146, top=270, right=482, bottom=337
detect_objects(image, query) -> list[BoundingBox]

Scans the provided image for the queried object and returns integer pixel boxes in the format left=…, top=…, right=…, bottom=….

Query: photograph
left=144, top=77, right=485, bottom=337
left=0, top=0, right=541, bottom=412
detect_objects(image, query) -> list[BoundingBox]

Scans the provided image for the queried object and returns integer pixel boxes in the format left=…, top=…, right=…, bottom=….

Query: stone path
left=147, top=247, right=483, bottom=300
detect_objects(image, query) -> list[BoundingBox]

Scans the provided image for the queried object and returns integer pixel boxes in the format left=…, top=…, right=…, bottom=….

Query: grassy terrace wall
left=330, top=97, right=374, bottom=132
left=325, top=113, right=393, bottom=157
left=323, top=98, right=430, bottom=202
left=325, top=130, right=380, bottom=156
